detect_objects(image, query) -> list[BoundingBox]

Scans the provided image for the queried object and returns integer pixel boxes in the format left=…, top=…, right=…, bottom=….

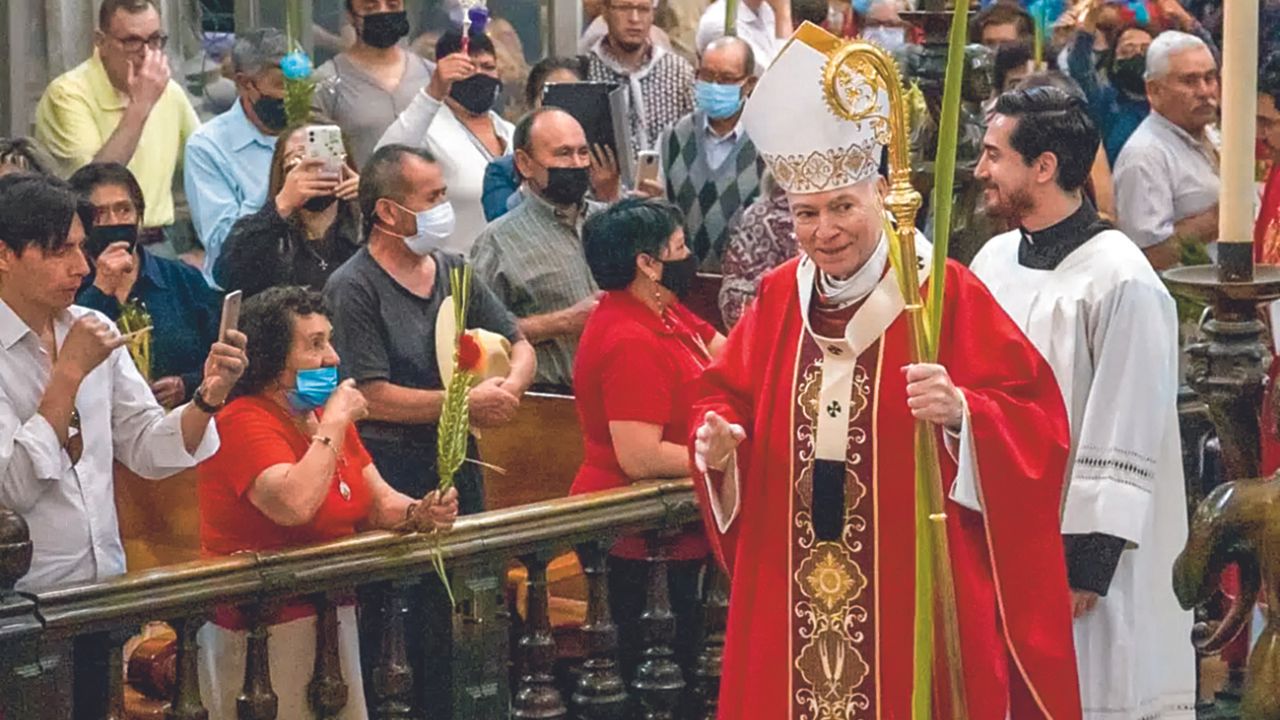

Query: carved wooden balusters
left=309, top=592, right=350, bottom=718
left=72, top=628, right=131, bottom=720
left=370, top=580, right=415, bottom=720
left=237, top=603, right=279, bottom=720
left=631, top=534, right=685, bottom=720
left=690, top=561, right=729, bottom=720
left=513, top=552, right=568, bottom=719
left=167, top=615, right=208, bottom=720
left=572, top=541, right=628, bottom=720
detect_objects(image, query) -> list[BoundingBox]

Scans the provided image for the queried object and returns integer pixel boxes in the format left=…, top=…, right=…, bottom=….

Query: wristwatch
left=192, top=385, right=226, bottom=414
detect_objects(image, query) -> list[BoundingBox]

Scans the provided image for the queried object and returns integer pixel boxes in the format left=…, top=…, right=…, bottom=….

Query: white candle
left=1219, top=0, right=1259, bottom=248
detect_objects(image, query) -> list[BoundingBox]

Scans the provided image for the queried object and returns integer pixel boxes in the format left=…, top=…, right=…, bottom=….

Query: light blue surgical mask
left=694, top=80, right=745, bottom=121
left=396, top=201, right=456, bottom=256
left=287, top=365, right=339, bottom=412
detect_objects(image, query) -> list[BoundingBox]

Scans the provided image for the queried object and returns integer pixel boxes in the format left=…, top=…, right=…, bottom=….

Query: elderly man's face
left=515, top=110, right=592, bottom=194
left=1148, top=46, right=1219, bottom=134
left=788, top=179, right=885, bottom=280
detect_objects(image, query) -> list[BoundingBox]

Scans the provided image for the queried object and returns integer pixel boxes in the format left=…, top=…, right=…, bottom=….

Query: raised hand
left=127, top=47, right=171, bottom=112
left=427, top=53, right=477, bottom=101
left=93, top=241, right=139, bottom=303
left=198, top=330, right=248, bottom=407
left=589, top=144, right=622, bottom=201
left=275, top=157, right=341, bottom=217
left=694, top=410, right=746, bottom=473
left=323, top=378, right=369, bottom=425
left=334, top=164, right=360, bottom=201
left=56, top=315, right=129, bottom=382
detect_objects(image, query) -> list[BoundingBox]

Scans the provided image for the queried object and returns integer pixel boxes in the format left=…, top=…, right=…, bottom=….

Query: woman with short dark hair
left=196, top=286, right=457, bottom=720
left=571, top=198, right=725, bottom=680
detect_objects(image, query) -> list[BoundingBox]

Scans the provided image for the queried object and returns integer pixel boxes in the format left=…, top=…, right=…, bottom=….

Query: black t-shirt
left=323, top=247, right=520, bottom=443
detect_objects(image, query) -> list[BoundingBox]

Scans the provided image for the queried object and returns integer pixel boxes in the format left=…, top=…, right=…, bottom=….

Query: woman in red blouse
left=573, top=198, right=726, bottom=681
left=196, top=286, right=458, bottom=720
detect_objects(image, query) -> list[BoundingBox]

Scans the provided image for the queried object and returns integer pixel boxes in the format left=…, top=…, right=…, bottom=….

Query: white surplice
left=971, top=228, right=1196, bottom=720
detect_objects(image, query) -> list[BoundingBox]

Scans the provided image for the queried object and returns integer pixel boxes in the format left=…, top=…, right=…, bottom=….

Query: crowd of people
left=0, top=0, right=1277, bottom=716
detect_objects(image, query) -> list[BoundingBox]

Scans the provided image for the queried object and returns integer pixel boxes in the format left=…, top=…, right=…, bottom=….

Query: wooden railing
left=0, top=480, right=722, bottom=720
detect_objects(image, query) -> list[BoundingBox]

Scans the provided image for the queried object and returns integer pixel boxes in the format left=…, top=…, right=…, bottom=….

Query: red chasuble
left=689, top=254, right=1081, bottom=720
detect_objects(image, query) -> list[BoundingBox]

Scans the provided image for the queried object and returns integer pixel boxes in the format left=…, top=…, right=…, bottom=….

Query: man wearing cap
left=689, top=23, right=1081, bottom=719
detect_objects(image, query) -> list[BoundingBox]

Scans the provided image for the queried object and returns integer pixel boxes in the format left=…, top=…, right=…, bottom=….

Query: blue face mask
left=287, top=366, right=339, bottom=412
left=694, top=80, right=745, bottom=120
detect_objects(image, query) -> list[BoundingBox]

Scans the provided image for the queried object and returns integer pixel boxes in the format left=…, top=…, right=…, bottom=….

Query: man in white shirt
left=695, top=0, right=792, bottom=69
left=0, top=173, right=247, bottom=592
left=1113, top=30, right=1220, bottom=269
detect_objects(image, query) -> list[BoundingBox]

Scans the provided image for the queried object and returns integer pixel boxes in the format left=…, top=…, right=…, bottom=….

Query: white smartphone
left=218, top=290, right=243, bottom=343
left=635, top=149, right=661, bottom=188
left=305, top=124, right=346, bottom=177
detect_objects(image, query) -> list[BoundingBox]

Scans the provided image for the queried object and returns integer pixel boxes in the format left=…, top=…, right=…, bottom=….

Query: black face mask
left=251, top=94, right=288, bottom=133
left=449, top=73, right=501, bottom=115
left=88, top=224, right=138, bottom=258
left=358, top=11, right=410, bottom=49
left=539, top=166, right=591, bottom=206
left=1111, top=56, right=1147, bottom=96
left=303, top=195, right=339, bottom=212
left=658, top=253, right=698, bottom=298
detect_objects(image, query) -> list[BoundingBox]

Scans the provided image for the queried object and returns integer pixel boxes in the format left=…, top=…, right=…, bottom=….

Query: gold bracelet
left=311, top=434, right=338, bottom=459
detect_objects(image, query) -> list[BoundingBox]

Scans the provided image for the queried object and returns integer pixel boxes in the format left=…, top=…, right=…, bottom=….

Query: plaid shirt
left=470, top=191, right=603, bottom=388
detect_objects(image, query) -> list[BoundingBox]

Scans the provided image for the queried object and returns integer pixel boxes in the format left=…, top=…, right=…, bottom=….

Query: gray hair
left=703, top=35, right=758, bottom=78
left=231, top=28, right=289, bottom=76
left=1144, top=30, right=1211, bottom=81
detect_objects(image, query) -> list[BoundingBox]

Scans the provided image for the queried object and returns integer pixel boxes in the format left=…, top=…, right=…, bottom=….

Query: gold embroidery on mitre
left=763, top=142, right=881, bottom=194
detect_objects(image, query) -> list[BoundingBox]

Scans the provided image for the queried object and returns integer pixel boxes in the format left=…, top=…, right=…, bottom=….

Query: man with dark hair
left=970, top=86, right=1194, bottom=720
left=71, top=163, right=222, bottom=409
left=35, top=0, right=200, bottom=235
left=377, top=29, right=515, bottom=254
left=313, top=0, right=436, bottom=167
left=971, top=2, right=1034, bottom=48
left=471, top=108, right=605, bottom=389
left=325, top=143, right=535, bottom=510
left=0, top=173, right=246, bottom=592
left=184, top=28, right=289, bottom=288
left=586, top=0, right=696, bottom=155
left=659, top=36, right=764, bottom=272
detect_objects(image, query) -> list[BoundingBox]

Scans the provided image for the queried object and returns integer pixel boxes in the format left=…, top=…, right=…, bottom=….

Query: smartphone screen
left=218, top=290, right=243, bottom=343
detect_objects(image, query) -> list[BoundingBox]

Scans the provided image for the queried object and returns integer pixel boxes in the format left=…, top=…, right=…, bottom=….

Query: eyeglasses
left=697, top=72, right=748, bottom=85
left=107, top=33, right=169, bottom=53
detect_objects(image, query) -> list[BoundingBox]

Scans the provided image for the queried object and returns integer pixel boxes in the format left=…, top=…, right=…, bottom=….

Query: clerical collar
left=1017, top=200, right=1112, bottom=271
left=815, top=233, right=888, bottom=308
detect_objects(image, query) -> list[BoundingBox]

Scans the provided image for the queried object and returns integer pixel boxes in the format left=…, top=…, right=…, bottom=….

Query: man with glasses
left=658, top=36, right=764, bottom=271
left=0, top=173, right=246, bottom=592
left=34, top=0, right=199, bottom=241
left=584, top=0, right=695, bottom=155
left=184, top=28, right=288, bottom=288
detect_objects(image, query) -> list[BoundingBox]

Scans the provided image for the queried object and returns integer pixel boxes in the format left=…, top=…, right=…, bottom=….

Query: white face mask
left=861, top=26, right=906, bottom=52
left=395, top=201, right=456, bottom=256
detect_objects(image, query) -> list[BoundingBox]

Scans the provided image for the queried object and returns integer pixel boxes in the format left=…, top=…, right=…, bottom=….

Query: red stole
left=691, top=257, right=1081, bottom=720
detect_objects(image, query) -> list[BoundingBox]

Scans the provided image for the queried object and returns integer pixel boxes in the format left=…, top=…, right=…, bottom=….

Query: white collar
left=815, top=233, right=889, bottom=308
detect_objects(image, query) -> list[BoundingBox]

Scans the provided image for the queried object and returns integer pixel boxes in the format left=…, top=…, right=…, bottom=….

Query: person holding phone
left=71, top=162, right=224, bottom=408
left=0, top=173, right=248, bottom=593
left=214, top=119, right=362, bottom=298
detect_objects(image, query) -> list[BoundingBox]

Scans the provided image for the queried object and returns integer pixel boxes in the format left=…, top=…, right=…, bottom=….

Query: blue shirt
left=481, top=155, right=522, bottom=222
left=183, top=99, right=278, bottom=288
left=1066, top=31, right=1150, bottom=167
left=77, top=248, right=223, bottom=401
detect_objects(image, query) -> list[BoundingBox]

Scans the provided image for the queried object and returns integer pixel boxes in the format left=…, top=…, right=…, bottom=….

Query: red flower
left=457, top=332, right=483, bottom=374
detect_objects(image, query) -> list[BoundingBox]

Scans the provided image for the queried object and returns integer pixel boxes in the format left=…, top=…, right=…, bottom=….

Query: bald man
left=659, top=36, right=767, bottom=271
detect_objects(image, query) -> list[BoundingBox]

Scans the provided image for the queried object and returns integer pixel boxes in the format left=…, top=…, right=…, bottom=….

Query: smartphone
left=635, top=150, right=661, bottom=188
left=305, top=124, right=346, bottom=177
left=218, top=290, right=243, bottom=343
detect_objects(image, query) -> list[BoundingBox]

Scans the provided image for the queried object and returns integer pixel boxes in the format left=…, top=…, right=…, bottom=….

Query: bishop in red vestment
left=688, top=24, right=1082, bottom=720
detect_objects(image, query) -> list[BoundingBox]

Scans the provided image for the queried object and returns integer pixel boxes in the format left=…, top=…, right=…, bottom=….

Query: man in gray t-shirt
left=325, top=145, right=535, bottom=513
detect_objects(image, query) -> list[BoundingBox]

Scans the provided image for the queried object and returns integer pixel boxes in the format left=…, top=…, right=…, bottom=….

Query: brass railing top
left=26, top=479, right=699, bottom=636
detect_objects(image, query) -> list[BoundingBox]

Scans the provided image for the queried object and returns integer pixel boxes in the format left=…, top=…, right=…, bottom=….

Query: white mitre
left=741, top=22, right=894, bottom=194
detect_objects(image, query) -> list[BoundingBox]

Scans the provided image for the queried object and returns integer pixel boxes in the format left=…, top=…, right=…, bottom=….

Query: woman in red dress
left=571, top=198, right=726, bottom=680
left=196, top=286, right=458, bottom=720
